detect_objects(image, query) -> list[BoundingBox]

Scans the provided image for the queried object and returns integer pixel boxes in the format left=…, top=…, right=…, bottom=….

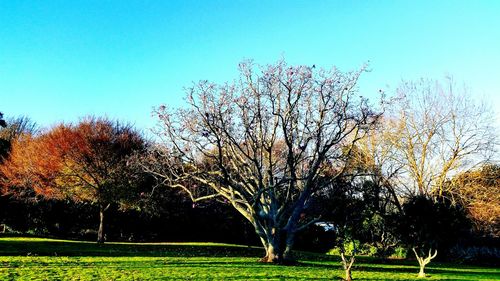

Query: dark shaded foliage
left=294, top=225, right=336, bottom=253
left=0, top=112, right=6, bottom=128
left=396, top=196, right=472, bottom=259
left=106, top=194, right=259, bottom=245
left=304, top=177, right=400, bottom=257
left=0, top=139, right=9, bottom=162
left=0, top=191, right=260, bottom=246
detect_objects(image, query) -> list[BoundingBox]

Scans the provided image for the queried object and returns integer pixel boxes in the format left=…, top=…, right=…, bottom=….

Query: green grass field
left=0, top=237, right=497, bottom=280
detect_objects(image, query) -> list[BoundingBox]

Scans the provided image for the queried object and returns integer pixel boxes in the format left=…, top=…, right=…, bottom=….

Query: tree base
left=257, top=256, right=297, bottom=265
left=344, top=270, right=353, bottom=281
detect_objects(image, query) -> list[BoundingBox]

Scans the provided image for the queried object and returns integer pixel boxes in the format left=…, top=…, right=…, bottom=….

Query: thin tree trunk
left=345, top=269, right=353, bottom=281
left=97, top=204, right=110, bottom=244
left=341, top=252, right=355, bottom=281
left=340, top=240, right=356, bottom=281
left=97, top=207, right=105, bottom=244
left=418, top=265, right=426, bottom=278
left=386, top=184, right=403, bottom=214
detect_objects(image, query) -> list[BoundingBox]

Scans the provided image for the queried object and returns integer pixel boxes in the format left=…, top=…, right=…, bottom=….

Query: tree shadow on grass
left=0, top=239, right=263, bottom=257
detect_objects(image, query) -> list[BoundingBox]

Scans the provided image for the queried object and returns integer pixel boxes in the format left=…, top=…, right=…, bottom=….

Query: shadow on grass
left=0, top=239, right=263, bottom=258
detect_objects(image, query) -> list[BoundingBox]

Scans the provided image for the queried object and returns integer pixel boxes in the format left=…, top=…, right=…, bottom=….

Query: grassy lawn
left=0, top=237, right=497, bottom=280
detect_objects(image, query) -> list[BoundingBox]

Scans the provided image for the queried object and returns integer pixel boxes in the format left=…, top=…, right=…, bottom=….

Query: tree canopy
left=145, top=60, right=380, bottom=262
left=0, top=117, right=147, bottom=243
left=383, top=78, right=496, bottom=197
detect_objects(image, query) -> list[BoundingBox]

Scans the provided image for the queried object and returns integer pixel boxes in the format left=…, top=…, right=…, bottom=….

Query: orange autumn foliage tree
left=449, top=164, right=500, bottom=237
left=0, top=134, right=51, bottom=197
left=0, top=117, right=146, bottom=243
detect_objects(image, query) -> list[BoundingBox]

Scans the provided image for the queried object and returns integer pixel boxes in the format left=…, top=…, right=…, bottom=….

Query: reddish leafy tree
left=0, top=117, right=146, bottom=243
left=0, top=134, right=45, bottom=196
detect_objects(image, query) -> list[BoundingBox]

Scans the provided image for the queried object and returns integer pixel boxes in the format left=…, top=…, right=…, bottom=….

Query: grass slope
left=0, top=237, right=498, bottom=280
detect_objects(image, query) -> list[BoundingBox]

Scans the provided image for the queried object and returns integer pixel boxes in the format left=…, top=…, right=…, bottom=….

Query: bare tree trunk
left=259, top=237, right=298, bottom=264
left=345, top=268, right=353, bottom=281
left=282, top=231, right=295, bottom=262
left=258, top=229, right=293, bottom=264
left=97, top=207, right=105, bottom=244
left=260, top=243, right=280, bottom=263
left=385, top=183, right=403, bottom=214
left=340, top=240, right=356, bottom=281
left=418, top=265, right=426, bottom=278
left=340, top=251, right=355, bottom=281
left=412, top=248, right=437, bottom=278
left=97, top=204, right=110, bottom=244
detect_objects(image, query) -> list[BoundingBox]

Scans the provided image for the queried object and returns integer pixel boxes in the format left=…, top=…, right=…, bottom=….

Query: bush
left=327, top=241, right=380, bottom=257
left=390, top=246, right=408, bottom=259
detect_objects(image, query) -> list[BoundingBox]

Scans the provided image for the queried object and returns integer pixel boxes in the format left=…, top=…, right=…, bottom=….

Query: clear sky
left=1, top=0, right=500, bottom=131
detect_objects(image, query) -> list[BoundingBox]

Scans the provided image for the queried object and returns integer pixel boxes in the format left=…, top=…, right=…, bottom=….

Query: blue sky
left=1, top=0, right=499, bottom=130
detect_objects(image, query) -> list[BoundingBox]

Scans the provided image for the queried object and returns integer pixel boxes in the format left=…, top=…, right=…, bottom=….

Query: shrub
left=327, top=241, right=381, bottom=257
left=390, top=246, right=408, bottom=259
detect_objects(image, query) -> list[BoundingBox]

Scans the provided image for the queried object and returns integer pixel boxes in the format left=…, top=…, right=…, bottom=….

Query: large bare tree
left=146, top=60, right=379, bottom=263
left=384, top=78, right=496, bottom=197
left=346, top=122, right=405, bottom=213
